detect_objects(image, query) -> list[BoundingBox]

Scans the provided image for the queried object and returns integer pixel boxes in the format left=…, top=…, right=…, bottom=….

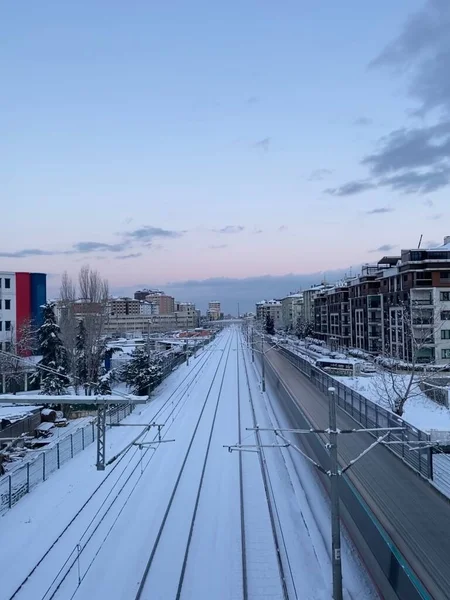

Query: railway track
left=8, top=333, right=223, bottom=600
left=239, top=335, right=291, bottom=600
left=134, top=330, right=234, bottom=600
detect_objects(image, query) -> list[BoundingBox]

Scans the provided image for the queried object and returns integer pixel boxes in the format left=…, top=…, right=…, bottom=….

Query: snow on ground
left=0, top=329, right=376, bottom=600
left=333, top=374, right=450, bottom=432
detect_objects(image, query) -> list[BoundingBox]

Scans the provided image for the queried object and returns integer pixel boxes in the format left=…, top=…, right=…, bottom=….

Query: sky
left=2, top=1, right=450, bottom=312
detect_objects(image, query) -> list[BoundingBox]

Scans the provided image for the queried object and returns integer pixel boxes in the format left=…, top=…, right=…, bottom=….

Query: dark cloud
left=308, top=168, right=333, bottom=181
left=209, top=244, right=228, bottom=250
left=423, top=198, right=434, bottom=207
left=247, top=96, right=260, bottom=104
left=362, top=122, right=450, bottom=175
left=427, top=213, right=443, bottom=220
left=252, top=228, right=263, bottom=234
left=0, top=248, right=61, bottom=258
left=369, top=244, right=397, bottom=253
left=115, top=253, right=143, bottom=260
left=253, top=137, right=271, bottom=151
left=325, top=180, right=377, bottom=196
left=278, top=225, right=288, bottom=232
left=115, top=268, right=356, bottom=314
left=380, top=166, right=450, bottom=194
left=73, top=241, right=129, bottom=253
left=213, top=225, right=245, bottom=234
left=124, top=226, right=182, bottom=241
left=366, top=207, right=394, bottom=214
left=370, top=0, right=450, bottom=115
left=331, top=3, right=450, bottom=196
left=354, top=117, right=373, bottom=126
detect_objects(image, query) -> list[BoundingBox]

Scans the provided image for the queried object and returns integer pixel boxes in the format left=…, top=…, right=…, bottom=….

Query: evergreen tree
left=121, top=347, right=163, bottom=396
left=265, top=314, right=275, bottom=335
left=35, top=302, right=69, bottom=395
left=92, top=367, right=114, bottom=395
left=75, top=319, right=88, bottom=393
left=295, top=317, right=313, bottom=339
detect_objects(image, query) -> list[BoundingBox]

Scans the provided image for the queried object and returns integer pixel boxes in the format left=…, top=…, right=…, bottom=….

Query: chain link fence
left=0, top=347, right=195, bottom=515
left=274, top=344, right=433, bottom=480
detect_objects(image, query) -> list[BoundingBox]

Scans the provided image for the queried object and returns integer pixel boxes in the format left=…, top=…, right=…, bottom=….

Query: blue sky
left=2, top=1, right=449, bottom=311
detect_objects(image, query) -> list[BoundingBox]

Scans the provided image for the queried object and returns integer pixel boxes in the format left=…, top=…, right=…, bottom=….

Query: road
left=261, top=342, right=450, bottom=600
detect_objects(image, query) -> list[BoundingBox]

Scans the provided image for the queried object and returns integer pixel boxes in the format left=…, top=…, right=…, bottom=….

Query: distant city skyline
left=2, top=1, right=449, bottom=310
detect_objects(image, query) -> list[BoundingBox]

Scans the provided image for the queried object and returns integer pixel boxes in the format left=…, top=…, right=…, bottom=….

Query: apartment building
left=280, top=293, right=303, bottom=330
left=108, top=297, right=140, bottom=316
left=348, top=264, right=386, bottom=354
left=207, top=301, right=222, bottom=321
left=303, top=284, right=333, bottom=324
left=255, top=300, right=283, bottom=330
left=332, top=236, right=450, bottom=365
left=145, top=291, right=175, bottom=315
left=0, top=271, right=46, bottom=351
left=313, top=283, right=352, bottom=349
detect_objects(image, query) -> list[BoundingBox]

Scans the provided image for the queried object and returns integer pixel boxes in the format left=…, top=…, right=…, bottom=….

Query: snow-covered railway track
left=7, top=338, right=220, bottom=600
left=134, top=331, right=235, bottom=600
left=239, top=339, right=291, bottom=600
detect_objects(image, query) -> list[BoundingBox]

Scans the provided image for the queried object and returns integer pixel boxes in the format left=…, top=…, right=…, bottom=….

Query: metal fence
left=0, top=348, right=194, bottom=514
left=274, top=344, right=433, bottom=480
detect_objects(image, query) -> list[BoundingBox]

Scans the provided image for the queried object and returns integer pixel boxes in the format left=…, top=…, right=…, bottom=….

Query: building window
left=5, top=278, right=10, bottom=289
left=0, top=299, right=1, bottom=309
left=5, top=321, right=11, bottom=331
left=440, top=272, right=450, bottom=280
left=442, top=311, right=450, bottom=320
left=5, top=342, right=11, bottom=352
left=5, top=299, right=10, bottom=310
left=0, top=321, right=2, bottom=331
left=441, top=292, right=450, bottom=301
left=441, top=330, right=450, bottom=340
left=442, top=349, right=450, bottom=360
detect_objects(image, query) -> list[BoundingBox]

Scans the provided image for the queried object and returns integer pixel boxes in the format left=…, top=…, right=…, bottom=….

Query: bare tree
left=60, top=271, right=76, bottom=303
left=0, top=321, right=37, bottom=394
left=58, top=271, right=78, bottom=388
left=79, top=265, right=109, bottom=303
left=56, top=266, right=110, bottom=394
left=372, top=301, right=449, bottom=416
left=77, top=265, right=110, bottom=394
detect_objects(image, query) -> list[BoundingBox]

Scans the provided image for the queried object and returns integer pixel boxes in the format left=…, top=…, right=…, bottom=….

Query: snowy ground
left=0, top=328, right=377, bottom=600
left=333, top=374, right=450, bottom=432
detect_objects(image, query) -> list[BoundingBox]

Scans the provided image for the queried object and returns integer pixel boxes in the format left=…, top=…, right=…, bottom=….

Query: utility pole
left=251, top=327, right=255, bottom=362
left=261, top=334, right=266, bottom=392
left=328, top=387, right=343, bottom=600
left=96, top=403, right=108, bottom=470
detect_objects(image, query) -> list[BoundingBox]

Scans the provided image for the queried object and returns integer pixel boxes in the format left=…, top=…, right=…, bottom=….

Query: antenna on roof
left=418, top=234, right=423, bottom=249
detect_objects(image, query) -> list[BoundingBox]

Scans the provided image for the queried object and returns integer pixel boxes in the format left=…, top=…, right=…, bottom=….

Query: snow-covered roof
left=428, top=242, right=450, bottom=251
left=256, top=299, right=282, bottom=306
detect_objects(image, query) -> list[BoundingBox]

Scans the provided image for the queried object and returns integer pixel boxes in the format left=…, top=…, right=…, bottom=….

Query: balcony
left=412, top=298, right=433, bottom=306
left=413, top=318, right=434, bottom=326
left=414, top=280, right=433, bottom=287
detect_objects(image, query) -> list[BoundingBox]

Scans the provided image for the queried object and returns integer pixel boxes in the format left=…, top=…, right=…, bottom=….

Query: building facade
left=318, top=237, right=450, bottom=365
left=207, top=301, right=222, bottom=321
left=280, top=293, right=303, bottom=330
left=145, top=291, right=175, bottom=315
left=108, top=297, right=141, bottom=316
left=0, top=271, right=46, bottom=351
left=255, top=300, right=283, bottom=330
